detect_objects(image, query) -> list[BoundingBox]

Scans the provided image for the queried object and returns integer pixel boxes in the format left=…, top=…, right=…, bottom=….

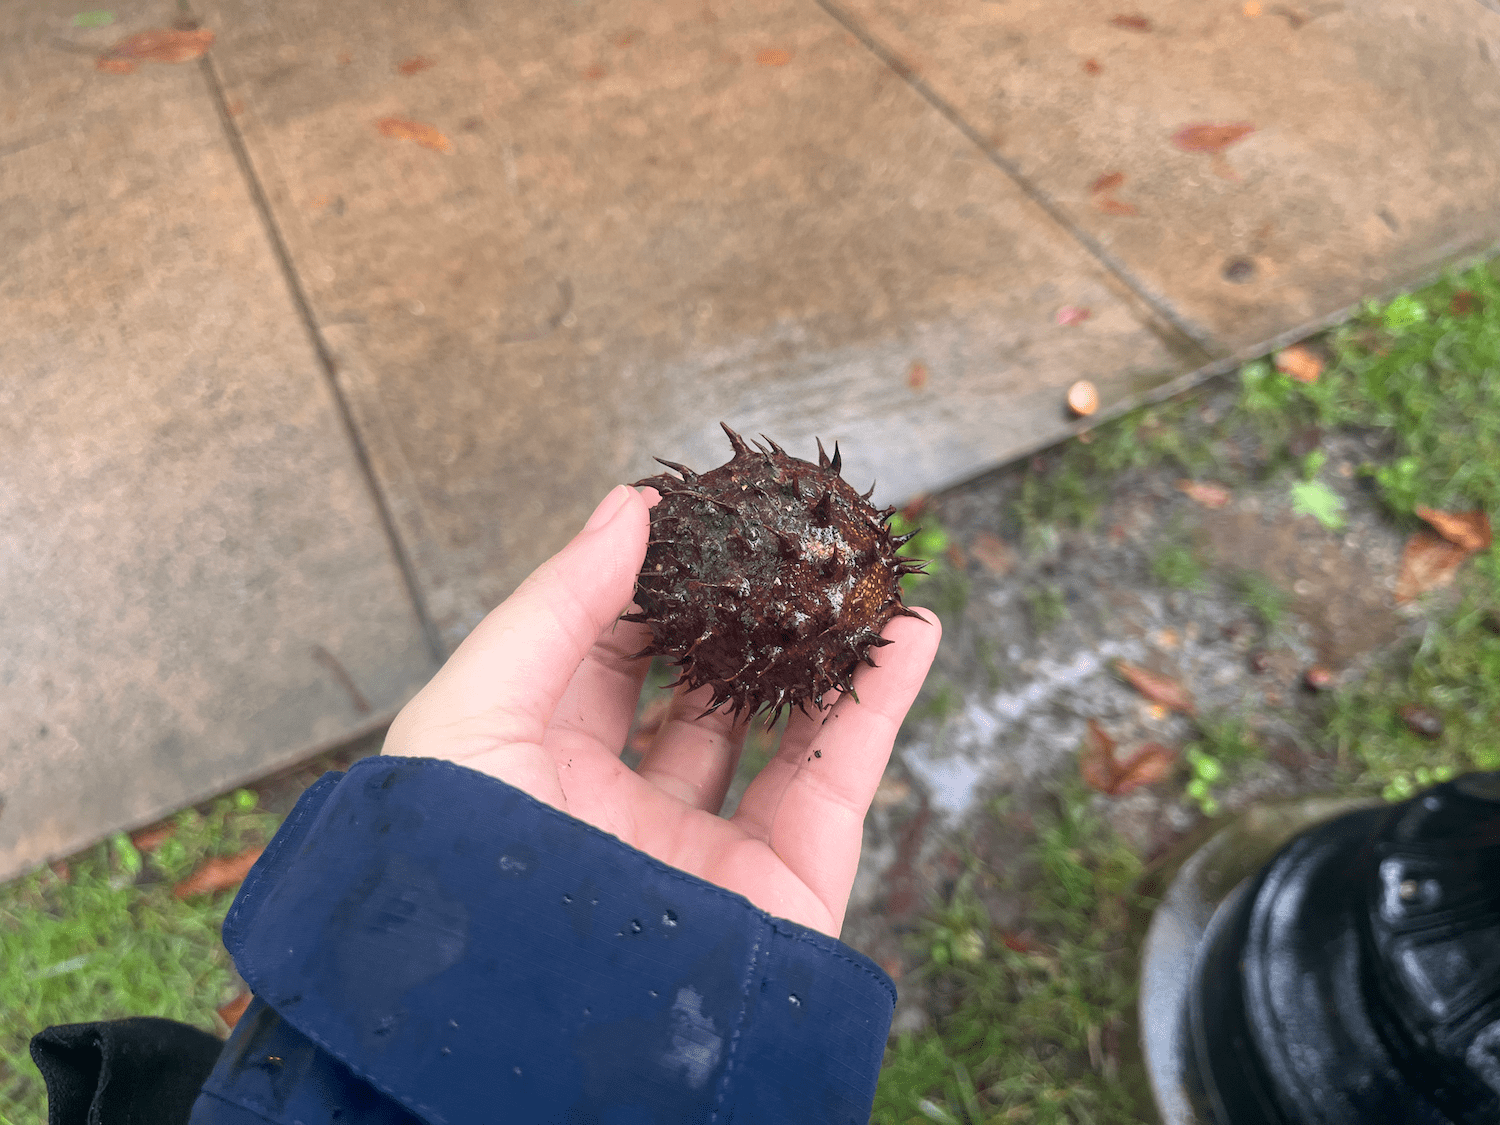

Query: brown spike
left=828, top=441, right=841, bottom=475
left=868, top=636, right=895, bottom=648
left=653, top=457, right=698, bottom=480
left=816, top=437, right=832, bottom=469
left=720, top=422, right=753, bottom=458
left=891, top=529, right=920, bottom=548
left=861, top=481, right=877, bottom=501
left=619, top=611, right=650, bottom=624
left=862, top=652, right=879, bottom=667
left=813, top=490, right=835, bottom=527
left=625, top=644, right=661, bottom=661
left=760, top=434, right=788, bottom=456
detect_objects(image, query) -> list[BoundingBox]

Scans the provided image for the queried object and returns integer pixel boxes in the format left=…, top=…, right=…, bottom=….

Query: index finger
left=382, top=486, right=652, bottom=797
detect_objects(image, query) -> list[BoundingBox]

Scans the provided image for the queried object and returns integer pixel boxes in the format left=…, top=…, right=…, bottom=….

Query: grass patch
left=873, top=783, right=1149, bottom=1124
left=0, top=792, right=283, bottom=1122
left=1148, top=536, right=1207, bottom=592
left=1024, top=584, right=1069, bottom=634
left=1328, top=551, right=1500, bottom=799
left=1234, top=570, right=1289, bottom=635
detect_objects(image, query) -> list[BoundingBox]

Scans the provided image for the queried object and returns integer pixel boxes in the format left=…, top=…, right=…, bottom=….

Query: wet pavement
left=3, top=0, right=1498, bottom=879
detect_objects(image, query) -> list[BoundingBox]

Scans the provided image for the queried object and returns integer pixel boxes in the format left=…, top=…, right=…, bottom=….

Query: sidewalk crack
left=813, top=0, right=1220, bottom=366
left=194, top=55, right=447, bottom=667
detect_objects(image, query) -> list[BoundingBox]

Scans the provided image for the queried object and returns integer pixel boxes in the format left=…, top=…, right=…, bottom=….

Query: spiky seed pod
left=625, top=423, right=927, bottom=725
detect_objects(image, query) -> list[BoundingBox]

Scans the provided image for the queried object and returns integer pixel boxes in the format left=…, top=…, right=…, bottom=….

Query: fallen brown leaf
left=1274, top=344, right=1323, bottom=384
left=1394, top=530, right=1470, bottom=603
left=1055, top=305, right=1091, bottom=327
left=1079, top=719, right=1120, bottom=794
left=907, top=360, right=928, bottom=391
left=1096, top=197, right=1138, bottom=216
left=1414, top=506, right=1492, bottom=553
left=1000, top=931, right=1042, bottom=953
left=1082, top=57, right=1103, bottom=75
left=1110, top=14, right=1152, bottom=30
left=1091, top=171, right=1126, bottom=194
left=97, top=28, right=214, bottom=71
left=756, top=47, right=792, bottom=67
left=1080, top=720, right=1176, bottom=796
left=131, top=823, right=176, bottom=852
left=396, top=55, right=435, bottom=76
left=376, top=117, right=452, bottom=153
left=1450, top=290, right=1479, bottom=317
left=1113, top=660, right=1196, bottom=715
left=1176, top=479, right=1232, bottom=509
left=217, top=991, right=252, bottom=1030
left=969, top=531, right=1013, bottom=576
left=946, top=542, right=967, bottom=570
left=173, top=845, right=263, bottom=898
left=1171, top=122, right=1255, bottom=153
left=1399, top=704, right=1443, bottom=739
left=1111, top=742, right=1176, bottom=794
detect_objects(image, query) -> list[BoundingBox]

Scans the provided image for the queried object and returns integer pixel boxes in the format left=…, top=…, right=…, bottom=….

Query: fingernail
left=583, top=485, right=633, bottom=532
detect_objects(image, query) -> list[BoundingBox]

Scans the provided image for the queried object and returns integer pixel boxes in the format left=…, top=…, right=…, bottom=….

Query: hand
left=381, top=484, right=941, bottom=938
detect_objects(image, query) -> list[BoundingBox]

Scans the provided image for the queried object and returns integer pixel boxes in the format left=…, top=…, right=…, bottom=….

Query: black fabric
left=30, top=1017, right=225, bottom=1125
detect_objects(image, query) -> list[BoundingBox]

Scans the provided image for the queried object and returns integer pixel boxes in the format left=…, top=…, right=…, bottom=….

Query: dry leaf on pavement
left=376, top=116, right=452, bottom=152
left=969, top=531, right=1013, bottom=575
left=1274, top=344, right=1323, bottom=384
left=1414, top=506, right=1492, bottom=552
left=1110, top=743, right=1176, bottom=794
left=1394, top=530, right=1471, bottom=603
left=396, top=55, right=435, bottom=75
left=1113, top=660, right=1196, bottom=715
left=1096, top=197, right=1138, bottom=216
left=756, top=48, right=792, bottom=66
left=1170, top=123, right=1255, bottom=153
left=1079, top=720, right=1176, bottom=796
left=96, top=28, right=214, bottom=72
left=1091, top=172, right=1126, bottom=194
left=1079, top=720, right=1120, bottom=794
left=1110, top=14, right=1152, bottom=30
left=173, top=845, right=263, bottom=898
left=907, top=360, right=928, bottom=391
left=1055, top=306, right=1091, bottom=327
left=1176, top=480, right=1232, bottom=509
left=217, top=991, right=252, bottom=1030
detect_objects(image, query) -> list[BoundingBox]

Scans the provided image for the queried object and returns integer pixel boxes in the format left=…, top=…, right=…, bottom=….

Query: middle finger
left=635, top=682, right=753, bottom=813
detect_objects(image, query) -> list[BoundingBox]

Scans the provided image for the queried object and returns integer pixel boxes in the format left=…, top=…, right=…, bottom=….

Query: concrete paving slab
left=827, top=0, right=1500, bottom=351
left=0, top=6, right=437, bottom=881
left=200, top=0, right=1205, bottom=650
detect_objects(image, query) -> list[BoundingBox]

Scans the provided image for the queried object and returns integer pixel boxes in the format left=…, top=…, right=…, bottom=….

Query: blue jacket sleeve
left=188, top=756, right=896, bottom=1125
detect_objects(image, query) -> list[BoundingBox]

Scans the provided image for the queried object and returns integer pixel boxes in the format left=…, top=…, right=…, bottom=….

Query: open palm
left=381, top=484, right=941, bottom=938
